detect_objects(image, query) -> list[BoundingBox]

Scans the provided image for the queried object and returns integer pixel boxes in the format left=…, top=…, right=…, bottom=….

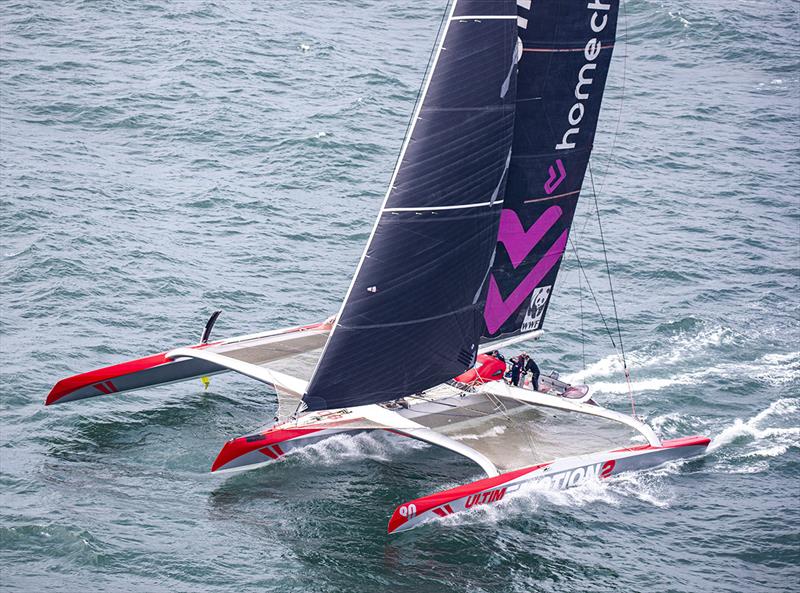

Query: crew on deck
left=522, top=352, right=540, bottom=392
left=504, top=352, right=541, bottom=391
left=509, top=355, right=524, bottom=387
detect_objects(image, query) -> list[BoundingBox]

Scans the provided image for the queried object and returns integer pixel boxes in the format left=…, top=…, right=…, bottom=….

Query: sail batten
left=303, top=0, right=520, bottom=411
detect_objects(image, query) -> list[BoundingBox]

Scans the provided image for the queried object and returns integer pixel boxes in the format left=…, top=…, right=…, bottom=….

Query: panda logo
left=521, top=285, right=552, bottom=332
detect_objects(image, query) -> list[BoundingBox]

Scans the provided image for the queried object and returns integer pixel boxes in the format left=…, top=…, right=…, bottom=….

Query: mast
left=303, top=0, right=521, bottom=411
left=481, top=0, right=620, bottom=342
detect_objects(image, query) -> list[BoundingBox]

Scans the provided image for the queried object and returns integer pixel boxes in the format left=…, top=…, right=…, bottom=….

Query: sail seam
left=523, top=190, right=580, bottom=204
left=451, top=15, right=518, bottom=20
left=524, top=45, right=614, bottom=53
left=339, top=305, right=477, bottom=330
left=384, top=200, right=503, bottom=213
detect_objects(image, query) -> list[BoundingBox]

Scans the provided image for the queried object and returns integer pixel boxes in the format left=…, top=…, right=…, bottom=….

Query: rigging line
left=588, top=163, right=626, bottom=363
left=568, top=237, right=618, bottom=353
left=576, top=0, right=629, bottom=241
left=409, top=389, right=507, bottom=417
left=588, top=161, right=637, bottom=419
left=596, top=0, right=628, bottom=199
left=486, top=390, right=538, bottom=458
left=548, top=242, right=585, bottom=371
left=579, top=256, right=586, bottom=371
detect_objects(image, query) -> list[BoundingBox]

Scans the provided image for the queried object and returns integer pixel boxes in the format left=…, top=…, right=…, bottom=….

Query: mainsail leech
left=303, top=0, right=520, bottom=411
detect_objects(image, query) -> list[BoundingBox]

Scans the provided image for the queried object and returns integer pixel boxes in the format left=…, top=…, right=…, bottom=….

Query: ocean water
left=1, top=1, right=798, bottom=592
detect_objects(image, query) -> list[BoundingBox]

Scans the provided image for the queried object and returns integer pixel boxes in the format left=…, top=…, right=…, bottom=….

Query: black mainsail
left=303, top=0, right=520, bottom=411
left=482, top=0, right=620, bottom=342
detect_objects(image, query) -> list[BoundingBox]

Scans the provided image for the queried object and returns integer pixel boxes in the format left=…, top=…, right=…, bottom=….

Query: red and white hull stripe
left=211, top=427, right=335, bottom=472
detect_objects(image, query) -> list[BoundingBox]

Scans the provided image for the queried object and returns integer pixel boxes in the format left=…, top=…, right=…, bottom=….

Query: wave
left=708, top=397, right=800, bottom=454
left=586, top=351, right=799, bottom=397
left=587, top=376, right=699, bottom=396
left=294, top=431, right=428, bottom=466
left=565, top=325, right=737, bottom=384
left=561, top=318, right=798, bottom=404
left=422, top=396, right=799, bottom=529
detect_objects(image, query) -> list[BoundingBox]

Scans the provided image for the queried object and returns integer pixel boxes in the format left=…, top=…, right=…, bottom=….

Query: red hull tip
left=44, top=386, right=61, bottom=406
left=387, top=511, right=406, bottom=534
left=211, top=439, right=245, bottom=472
left=211, top=427, right=322, bottom=472
left=44, top=351, right=173, bottom=406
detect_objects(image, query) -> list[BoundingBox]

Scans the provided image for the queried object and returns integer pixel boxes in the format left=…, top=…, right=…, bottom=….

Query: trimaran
left=46, top=0, right=710, bottom=533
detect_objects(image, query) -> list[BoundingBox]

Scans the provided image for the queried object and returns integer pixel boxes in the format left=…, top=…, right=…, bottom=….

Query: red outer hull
left=388, top=435, right=711, bottom=534
left=46, top=345, right=214, bottom=405
left=45, top=320, right=330, bottom=406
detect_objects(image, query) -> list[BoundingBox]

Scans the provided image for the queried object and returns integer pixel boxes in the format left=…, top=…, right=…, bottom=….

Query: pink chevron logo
left=544, top=158, right=566, bottom=195
left=483, top=207, right=567, bottom=335
left=496, top=206, right=562, bottom=269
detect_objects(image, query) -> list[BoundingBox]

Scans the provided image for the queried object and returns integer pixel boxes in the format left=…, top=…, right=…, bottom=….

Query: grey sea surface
left=1, top=1, right=798, bottom=592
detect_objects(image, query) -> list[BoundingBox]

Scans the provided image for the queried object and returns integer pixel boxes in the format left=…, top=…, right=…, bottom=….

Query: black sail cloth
left=303, top=1, right=520, bottom=411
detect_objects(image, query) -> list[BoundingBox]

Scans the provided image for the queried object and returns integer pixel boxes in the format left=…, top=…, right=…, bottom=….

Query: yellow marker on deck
left=201, top=376, right=210, bottom=390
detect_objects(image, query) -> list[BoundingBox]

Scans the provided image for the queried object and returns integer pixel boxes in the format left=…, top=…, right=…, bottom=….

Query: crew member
left=491, top=349, right=505, bottom=363
left=523, top=352, right=540, bottom=391
left=510, top=356, right=524, bottom=387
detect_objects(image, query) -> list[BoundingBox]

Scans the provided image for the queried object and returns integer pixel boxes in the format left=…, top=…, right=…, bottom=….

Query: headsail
left=303, top=0, right=520, bottom=411
left=481, top=0, right=620, bottom=341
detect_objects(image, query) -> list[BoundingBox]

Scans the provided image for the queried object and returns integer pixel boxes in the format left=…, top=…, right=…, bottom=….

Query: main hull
left=211, top=387, right=525, bottom=473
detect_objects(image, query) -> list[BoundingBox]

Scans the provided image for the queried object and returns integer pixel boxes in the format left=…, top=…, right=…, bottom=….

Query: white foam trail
left=437, top=467, right=676, bottom=530
left=440, top=397, right=798, bottom=528
left=708, top=397, right=800, bottom=454
left=565, top=353, right=624, bottom=384
left=750, top=396, right=800, bottom=425
left=743, top=444, right=789, bottom=458
left=588, top=376, right=699, bottom=396
left=565, top=326, right=736, bottom=384
left=710, top=420, right=800, bottom=453
left=437, top=476, right=619, bottom=529
left=457, top=425, right=507, bottom=441
left=695, top=352, right=800, bottom=388
left=296, top=431, right=427, bottom=466
left=614, top=470, right=672, bottom=508
left=587, top=349, right=798, bottom=397
left=566, top=344, right=797, bottom=406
